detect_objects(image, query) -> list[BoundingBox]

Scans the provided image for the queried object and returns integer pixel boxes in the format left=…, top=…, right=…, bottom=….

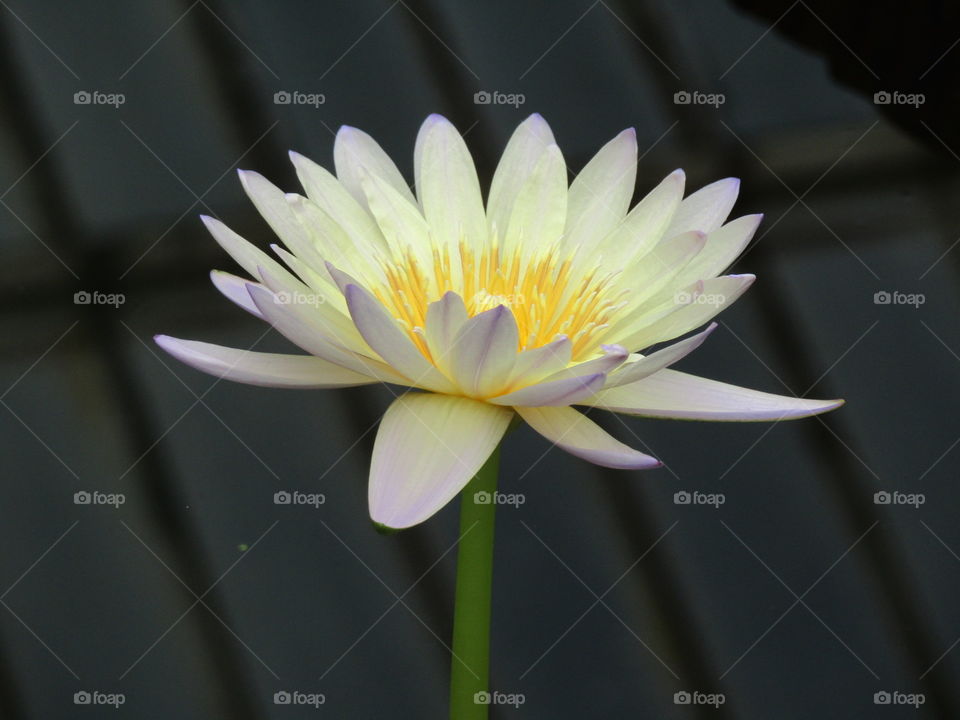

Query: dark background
left=1, top=1, right=958, bottom=718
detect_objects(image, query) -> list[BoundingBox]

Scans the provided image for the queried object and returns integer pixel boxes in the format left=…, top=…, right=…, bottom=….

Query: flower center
left=371, top=239, right=628, bottom=364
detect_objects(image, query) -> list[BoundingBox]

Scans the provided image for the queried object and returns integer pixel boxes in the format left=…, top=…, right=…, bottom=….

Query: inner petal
left=369, top=237, right=628, bottom=366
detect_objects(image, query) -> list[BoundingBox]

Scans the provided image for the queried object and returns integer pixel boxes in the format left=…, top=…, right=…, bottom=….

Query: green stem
left=449, top=446, right=500, bottom=720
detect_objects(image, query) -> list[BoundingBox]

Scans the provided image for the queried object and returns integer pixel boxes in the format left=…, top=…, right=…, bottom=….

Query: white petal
left=247, top=284, right=406, bottom=384
left=238, top=171, right=315, bottom=254
left=257, top=264, right=365, bottom=352
left=450, top=306, right=519, bottom=397
left=503, top=144, right=567, bottom=259
left=618, top=274, right=755, bottom=351
left=507, top=336, right=572, bottom=388
left=416, top=115, right=487, bottom=251
left=286, top=194, right=382, bottom=287
left=210, top=270, right=264, bottom=318
left=605, top=323, right=716, bottom=387
left=620, top=230, right=707, bottom=308
left=359, top=170, right=434, bottom=274
left=288, top=150, right=388, bottom=252
left=664, top=177, right=740, bottom=237
left=155, top=336, right=375, bottom=388
left=270, top=243, right=341, bottom=304
left=584, top=368, right=844, bottom=421
left=487, top=113, right=556, bottom=234
left=516, top=406, right=661, bottom=469
left=369, top=393, right=513, bottom=529
left=564, top=128, right=637, bottom=253
left=334, top=125, right=416, bottom=208
left=545, top=344, right=628, bottom=380
left=425, top=291, right=468, bottom=376
left=672, top=214, right=762, bottom=287
left=344, top=283, right=456, bottom=393
left=201, top=215, right=286, bottom=281
left=489, top=372, right=605, bottom=407
left=596, top=169, right=685, bottom=268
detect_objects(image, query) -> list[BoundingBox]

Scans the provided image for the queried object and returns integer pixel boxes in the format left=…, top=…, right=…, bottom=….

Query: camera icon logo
left=74, top=491, right=91, bottom=505
left=474, top=90, right=491, bottom=105
left=873, top=491, right=891, bottom=505
left=873, top=290, right=891, bottom=304
left=474, top=491, right=491, bottom=505
left=274, top=491, right=292, bottom=505
left=73, top=91, right=91, bottom=105
left=73, top=691, right=92, bottom=704
left=674, top=691, right=692, bottom=704
left=874, top=691, right=891, bottom=704
left=74, top=290, right=91, bottom=305
left=673, top=491, right=691, bottom=505
left=274, top=91, right=291, bottom=105
left=873, top=91, right=891, bottom=105
left=473, top=691, right=491, bottom=705
left=274, top=691, right=291, bottom=704
left=673, top=90, right=691, bottom=104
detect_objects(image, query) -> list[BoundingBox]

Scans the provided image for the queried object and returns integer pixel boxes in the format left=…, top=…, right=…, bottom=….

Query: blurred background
left=1, top=0, right=958, bottom=717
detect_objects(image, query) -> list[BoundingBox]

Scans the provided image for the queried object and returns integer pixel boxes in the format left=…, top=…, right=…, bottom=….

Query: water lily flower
left=156, top=113, right=842, bottom=530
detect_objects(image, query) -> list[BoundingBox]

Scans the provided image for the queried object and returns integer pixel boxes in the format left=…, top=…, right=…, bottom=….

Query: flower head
left=156, top=114, right=843, bottom=529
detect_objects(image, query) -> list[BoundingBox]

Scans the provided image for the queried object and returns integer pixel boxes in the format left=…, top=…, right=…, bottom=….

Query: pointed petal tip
left=287, top=149, right=309, bottom=166
left=520, top=112, right=553, bottom=134
left=423, top=113, right=450, bottom=129
left=236, top=168, right=264, bottom=190
left=199, top=214, right=218, bottom=232
left=600, top=343, right=629, bottom=359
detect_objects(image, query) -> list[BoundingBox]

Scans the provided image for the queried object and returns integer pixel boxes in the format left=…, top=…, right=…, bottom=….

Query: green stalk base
left=449, top=447, right=500, bottom=720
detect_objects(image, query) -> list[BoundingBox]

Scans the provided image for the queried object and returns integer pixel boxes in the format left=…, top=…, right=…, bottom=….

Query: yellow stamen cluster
left=371, top=237, right=628, bottom=363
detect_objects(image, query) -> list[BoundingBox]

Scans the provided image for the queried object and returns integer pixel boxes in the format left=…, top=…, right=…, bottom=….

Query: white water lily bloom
left=156, top=114, right=843, bottom=529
